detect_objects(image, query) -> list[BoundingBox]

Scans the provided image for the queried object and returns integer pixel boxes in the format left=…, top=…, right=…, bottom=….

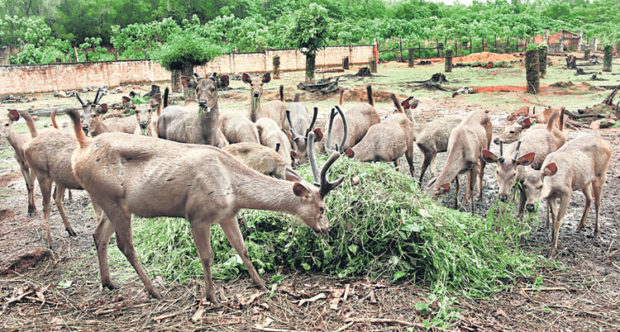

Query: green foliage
left=111, top=157, right=541, bottom=302
left=153, top=30, right=224, bottom=70
left=286, top=3, right=331, bottom=55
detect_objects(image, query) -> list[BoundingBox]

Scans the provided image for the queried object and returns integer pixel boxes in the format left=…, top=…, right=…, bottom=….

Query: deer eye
left=509, top=130, right=515, bottom=134
left=4, top=123, right=9, bottom=127
left=536, top=185, right=543, bottom=189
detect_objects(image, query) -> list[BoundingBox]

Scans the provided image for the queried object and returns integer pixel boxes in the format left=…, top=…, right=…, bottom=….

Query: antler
left=307, top=132, right=321, bottom=185
left=307, top=131, right=344, bottom=197
left=286, top=109, right=301, bottom=140
left=513, top=141, right=522, bottom=161
left=305, top=107, right=318, bottom=137
left=499, top=141, right=505, bottom=163
left=75, top=93, right=86, bottom=107
left=333, top=106, right=347, bottom=153
left=93, top=88, right=102, bottom=105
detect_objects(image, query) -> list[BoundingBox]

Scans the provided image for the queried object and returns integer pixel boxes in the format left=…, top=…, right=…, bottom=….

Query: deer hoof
left=27, top=207, right=36, bottom=217
left=66, top=228, right=77, bottom=237
left=103, top=281, right=119, bottom=290
left=147, top=288, right=162, bottom=299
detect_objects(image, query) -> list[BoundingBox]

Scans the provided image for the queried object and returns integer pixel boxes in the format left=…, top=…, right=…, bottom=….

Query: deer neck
left=250, top=94, right=261, bottom=122
left=234, top=174, right=299, bottom=215
left=198, top=101, right=219, bottom=145
left=6, top=129, right=24, bottom=152
left=92, top=117, right=109, bottom=136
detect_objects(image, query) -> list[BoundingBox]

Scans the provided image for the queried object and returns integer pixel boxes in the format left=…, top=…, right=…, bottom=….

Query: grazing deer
left=0, top=109, right=37, bottom=216
left=121, top=93, right=163, bottom=136
left=539, top=134, right=611, bottom=256
left=223, top=142, right=288, bottom=178
left=345, top=94, right=415, bottom=176
left=242, top=73, right=288, bottom=131
left=494, top=116, right=532, bottom=144
left=285, top=95, right=322, bottom=163
left=326, top=86, right=379, bottom=153
left=66, top=108, right=343, bottom=301
left=157, top=73, right=229, bottom=147
left=219, top=112, right=260, bottom=144
left=482, top=109, right=566, bottom=216
left=425, top=110, right=492, bottom=212
left=416, top=115, right=463, bottom=184
left=256, top=117, right=293, bottom=166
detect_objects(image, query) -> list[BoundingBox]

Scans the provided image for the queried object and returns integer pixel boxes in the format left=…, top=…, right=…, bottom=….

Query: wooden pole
left=445, top=49, right=453, bottom=73
left=538, top=45, right=548, bottom=78
left=525, top=49, right=540, bottom=94
left=603, top=45, right=612, bottom=72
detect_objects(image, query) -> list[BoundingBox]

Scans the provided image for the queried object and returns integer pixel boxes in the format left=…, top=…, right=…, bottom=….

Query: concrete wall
left=0, top=45, right=373, bottom=95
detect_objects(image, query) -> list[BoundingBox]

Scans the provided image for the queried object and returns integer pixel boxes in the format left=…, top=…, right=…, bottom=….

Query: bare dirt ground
left=1, top=55, right=619, bottom=331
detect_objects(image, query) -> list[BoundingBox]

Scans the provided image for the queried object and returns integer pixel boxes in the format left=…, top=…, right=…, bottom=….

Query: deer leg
left=419, top=153, right=431, bottom=185
left=393, top=158, right=401, bottom=172
left=462, top=172, right=472, bottom=210
left=577, top=186, right=592, bottom=232
left=220, top=218, right=266, bottom=291
left=93, top=212, right=117, bottom=290
left=38, top=176, right=53, bottom=247
left=53, top=185, right=77, bottom=236
left=108, top=207, right=161, bottom=299
left=550, top=195, right=570, bottom=257
left=66, top=189, right=72, bottom=202
left=190, top=221, right=217, bottom=303
left=406, top=148, right=415, bottom=178
left=517, top=187, right=526, bottom=219
left=20, top=164, right=36, bottom=216
left=591, top=179, right=602, bottom=236
left=469, top=167, right=478, bottom=213
left=430, top=153, right=438, bottom=177
left=478, top=161, right=486, bottom=200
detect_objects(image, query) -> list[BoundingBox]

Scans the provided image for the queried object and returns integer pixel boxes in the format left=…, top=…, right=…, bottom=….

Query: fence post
left=273, top=55, right=280, bottom=79
left=538, top=45, right=548, bottom=78
left=445, top=49, right=453, bottom=73
left=407, top=48, right=414, bottom=67
left=343, top=56, right=349, bottom=69
left=603, top=45, right=612, bottom=72
left=525, top=49, right=540, bottom=94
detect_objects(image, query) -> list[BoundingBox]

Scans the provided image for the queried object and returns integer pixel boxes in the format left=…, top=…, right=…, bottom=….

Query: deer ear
left=517, top=152, right=535, bottom=166
left=440, top=183, right=450, bottom=191
left=345, top=148, right=354, bottom=158
left=543, top=163, right=557, bottom=176
left=242, top=73, right=252, bottom=84
left=262, top=72, right=271, bottom=83
left=521, top=117, right=531, bottom=128
left=152, top=93, right=161, bottom=104
left=292, top=182, right=311, bottom=197
left=218, top=75, right=230, bottom=89
left=122, top=96, right=131, bottom=106
left=98, top=104, right=108, bottom=113
left=285, top=167, right=302, bottom=182
left=8, top=109, right=20, bottom=122
left=313, top=128, right=323, bottom=141
left=481, top=149, right=499, bottom=163
left=290, top=150, right=297, bottom=159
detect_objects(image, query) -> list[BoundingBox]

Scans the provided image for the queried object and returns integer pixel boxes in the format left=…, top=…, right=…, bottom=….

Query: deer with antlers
left=65, top=108, right=344, bottom=301
left=157, top=73, right=230, bottom=147
left=76, top=89, right=135, bottom=136
left=285, top=94, right=322, bottom=164
left=345, top=94, right=415, bottom=176
left=0, top=109, right=38, bottom=216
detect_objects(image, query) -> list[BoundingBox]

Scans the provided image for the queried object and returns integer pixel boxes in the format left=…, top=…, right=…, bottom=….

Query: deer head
left=481, top=141, right=535, bottom=202
left=242, top=72, right=271, bottom=109
left=182, top=73, right=230, bottom=111
left=76, top=88, right=107, bottom=136
left=123, top=94, right=162, bottom=133
left=0, top=109, right=20, bottom=138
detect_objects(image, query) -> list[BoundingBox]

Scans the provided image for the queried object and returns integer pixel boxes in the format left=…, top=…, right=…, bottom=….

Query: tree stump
left=566, top=55, right=577, bottom=69
left=407, top=48, right=414, bottom=67
left=603, top=45, right=612, bottom=72
left=538, top=45, right=548, bottom=78
left=525, top=49, right=540, bottom=94
left=343, top=56, right=349, bottom=70
left=444, top=50, right=453, bottom=73
left=273, top=55, right=281, bottom=79
left=369, top=56, right=377, bottom=73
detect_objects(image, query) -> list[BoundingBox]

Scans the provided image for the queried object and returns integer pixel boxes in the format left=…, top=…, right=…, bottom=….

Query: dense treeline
left=1, top=0, right=618, bottom=64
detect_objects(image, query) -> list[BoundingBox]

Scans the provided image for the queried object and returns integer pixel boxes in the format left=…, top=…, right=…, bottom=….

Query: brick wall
left=0, top=45, right=373, bottom=95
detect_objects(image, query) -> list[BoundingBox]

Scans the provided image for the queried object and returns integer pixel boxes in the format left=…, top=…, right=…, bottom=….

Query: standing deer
left=66, top=109, right=344, bottom=302
left=425, top=110, right=492, bottom=211
left=326, top=86, right=379, bottom=153
left=121, top=93, right=163, bottom=136
left=242, top=73, right=288, bottom=131
left=157, top=73, right=229, bottom=147
left=256, top=117, right=293, bottom=166
left=345, top=94, right=415, bottom=176
left=0, top=109, right=37, bottom=216
left=539, top=134, right=611, bottom=256
left=285, top=94, right=322, bottom=163
left=219, top=112, right=260, bottom=144
left=482, top=109, right=566, bottom=217
left=416, top=115, right=463, bottom=185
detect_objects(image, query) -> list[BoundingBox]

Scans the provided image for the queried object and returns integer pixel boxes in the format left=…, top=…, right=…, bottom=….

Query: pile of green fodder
left=111, top=156, right=540, bottom=299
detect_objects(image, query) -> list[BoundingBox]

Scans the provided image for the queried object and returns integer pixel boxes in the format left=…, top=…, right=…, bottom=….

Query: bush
left=152, top=31, right=224, bottom=71
left=111, top=156, right=541, bottom=301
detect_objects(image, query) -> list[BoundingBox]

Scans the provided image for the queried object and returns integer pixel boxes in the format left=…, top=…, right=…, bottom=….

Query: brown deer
left=121, top=93, right=163, bottom=136
left=425, top=110, right=492, bottom=212
left=416, top=115, right=463, bottom=184
left=76, top=89, right=133, bottom=136
left=493, top=116, right=532, bottom=144
left=326, top=86, right=379, bottom=153
left=539, top=134, right=611, bottom=256
left=345, top=94, right=415, bottom=176
left=482, top=109, right=566, bottom=216
left=223, top=142, right=288, bottom=178
left=242, top=73, right=288, bottom=131
left=285, top=95, right=322, bottom=163
left=219, top=112, right=260, bottom=144
left=0, top=109, right=37, bottom=216
left=66, top=109, right=344, bottom=302
left=157, top=73, right=230, bottom=147
left=256, top=117, right=293, bottom=166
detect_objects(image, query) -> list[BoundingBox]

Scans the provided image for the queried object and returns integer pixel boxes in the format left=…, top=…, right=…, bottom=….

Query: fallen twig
left=521, top=286, right=568, bottom=292
left=344, top=317, right=425, bottom=328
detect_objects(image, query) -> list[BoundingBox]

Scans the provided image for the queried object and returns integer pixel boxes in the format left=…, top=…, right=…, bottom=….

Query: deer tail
left=163, top=87, right=169, bottom=110
left=50, top=109, right=59, bottom=129
left=19, top=111, right=38, bottom=138
left=558, top=107, right=565, bottom=131
left=339, top=88, right=344, bottom=106
left=390, top=94, right=403, bottom=113
left=66, top=109, right=89, bottom=149
left=279, top=85, right=284, bottom=102
left=366, top=85, right=374, bottom=106
left=546, top=109, right=559, bottom=131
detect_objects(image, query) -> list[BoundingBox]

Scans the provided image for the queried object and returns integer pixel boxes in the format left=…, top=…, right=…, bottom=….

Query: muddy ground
left=1, top=55, right=619, bottom=331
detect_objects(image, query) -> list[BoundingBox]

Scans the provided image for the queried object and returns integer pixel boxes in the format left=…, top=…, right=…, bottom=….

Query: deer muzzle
left=499, top=194, right=509, bottom=202
left=493, top=137, right=500, bottom=145
left=82, top=125, right=89, bottom=136
left=139, top=122, right=148, bottom=129
left=526, top=204, right=535, bottom=212
left=198, top=100, right=207, bottom=107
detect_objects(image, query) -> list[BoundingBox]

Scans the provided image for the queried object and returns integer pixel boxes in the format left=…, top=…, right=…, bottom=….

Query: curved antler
left=93, top=88, right=102, bottom=105
left=326, top=107, right=337, bottom=152
left=305, top=107, right=318, bottom=138
left=75, top=93, right=86, bottom=107
left=320, top=152, right=343, bottom=197
left=286, top=109, right=300, bottom=140
left=307, top=132, right=321, bottom=185
left=499, top=141, right=505, bottom=163
left=333, top=105, right=347, bottom=153
left=513, top=141, right=522, bottom=161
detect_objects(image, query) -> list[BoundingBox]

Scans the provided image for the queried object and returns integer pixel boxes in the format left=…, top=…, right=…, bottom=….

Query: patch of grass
left=111, top=156, right=541, bottom=305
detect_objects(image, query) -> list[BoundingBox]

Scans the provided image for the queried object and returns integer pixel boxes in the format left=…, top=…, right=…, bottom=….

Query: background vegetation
left=1, top=0, right=618, bottom=64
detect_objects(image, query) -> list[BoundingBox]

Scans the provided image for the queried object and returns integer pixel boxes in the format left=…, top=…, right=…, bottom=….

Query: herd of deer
left=0, top=71, right=612, bottom=302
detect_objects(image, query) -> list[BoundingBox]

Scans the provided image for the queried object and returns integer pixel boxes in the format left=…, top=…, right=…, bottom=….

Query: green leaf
left=393, top=271, right=406, bottom=282
left=56, top=280, right=73, bottom=289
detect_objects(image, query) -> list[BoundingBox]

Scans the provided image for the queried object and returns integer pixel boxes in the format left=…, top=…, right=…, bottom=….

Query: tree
left=153, top=30, right=224, bottom=99
left=286, top=3, right=331, bottom=81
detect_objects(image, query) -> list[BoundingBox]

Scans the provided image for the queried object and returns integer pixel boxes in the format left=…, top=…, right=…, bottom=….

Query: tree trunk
left=445, top=50, right=453, bottom=73
left=525, top=49, right=540, bottom=94
left=83, top=50, right=88, bottom=62
left=369, top=56, right=377, bottom=73
left=273, top=55, right=281, bottom=79
left=603, top=45, right=612, bottom=72
left=181, top=64, right=195, bottom=100
left=399, top=38, right=403, bottom=62
left=584, top=49, right=590, bottom=61
left=305, top=53, right=316, bottom=81
left=343, top=56, right=350, bottom=70
left=74, top=47, right=80, bottom=62
left=538, top=45, right=548, bottom=78
left=438, top=42, right=443, bottom=57
left=171, top=69, right=182, bottom=93
left=469, top=36, right=472, bottom=54
left=407, top=48, right=414, bottom=67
